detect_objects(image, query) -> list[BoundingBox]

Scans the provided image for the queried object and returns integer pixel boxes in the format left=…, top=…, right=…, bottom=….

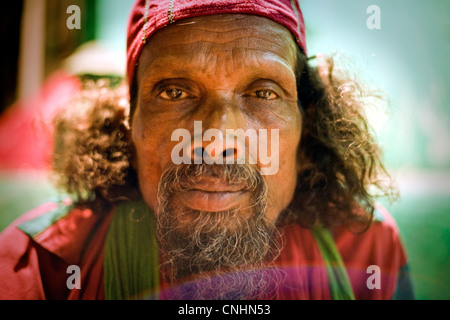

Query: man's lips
left=182, top=177, right=245, bottom=192
left=174, top=178, right=251, bottom=212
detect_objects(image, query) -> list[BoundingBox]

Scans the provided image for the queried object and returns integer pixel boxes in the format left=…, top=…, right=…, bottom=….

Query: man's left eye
left=159, top=88, right=189, bottom=100
left=255, top=90, right=278, bottom=100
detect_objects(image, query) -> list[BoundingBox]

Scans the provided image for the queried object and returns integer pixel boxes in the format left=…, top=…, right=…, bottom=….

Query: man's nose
left=191, top=144, right=240, bottom=164
left=190, top=98, right=245, bottom=164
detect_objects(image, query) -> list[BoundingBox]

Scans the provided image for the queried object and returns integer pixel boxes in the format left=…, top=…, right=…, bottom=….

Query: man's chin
left=156, top=203, right=281, bottom=280
left=160, top=204, right=246, bottom=237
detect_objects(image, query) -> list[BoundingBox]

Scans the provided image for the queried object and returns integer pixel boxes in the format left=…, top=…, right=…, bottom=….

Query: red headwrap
left=126, top=0, right=307, bottom=84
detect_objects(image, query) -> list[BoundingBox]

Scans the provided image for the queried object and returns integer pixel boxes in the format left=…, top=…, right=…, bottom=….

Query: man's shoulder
left=0, top=198, right=113, bottom=299
left=332, top=203, right=408, bottom=269
left=371, top=202, right=401, bottom=232
left=0, top=197, right=82, bottom=249
left=0, top=200, right=69, bottom=257
left=336, top=203, right=403, bottom=241
left=0, top=200, right=69, bottom=299
left=14, top=198, right=74, bottom=238
left=3, top=198, right=111, bottom=263
left=1, top=201, right=64, bottom=234
left=332, top=203, right=411, bottom=299
left=0, top=198, right=108, bottom=264
left=282, top=203, right=403, bottom=247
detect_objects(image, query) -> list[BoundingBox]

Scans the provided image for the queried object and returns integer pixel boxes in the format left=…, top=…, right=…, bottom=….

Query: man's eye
left=159, top=88, right=188, bottom=100
left=255, top=90, right=278, bottom=100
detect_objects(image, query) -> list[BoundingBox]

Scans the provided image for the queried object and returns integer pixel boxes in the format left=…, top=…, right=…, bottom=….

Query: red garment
left=0, top=201, right=409, bottom=300
left=272, top=205, right=409, bottom=300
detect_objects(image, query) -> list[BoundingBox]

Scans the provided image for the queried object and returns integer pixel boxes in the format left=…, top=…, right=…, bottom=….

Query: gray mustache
left=158, top=163, right=265, bottom=194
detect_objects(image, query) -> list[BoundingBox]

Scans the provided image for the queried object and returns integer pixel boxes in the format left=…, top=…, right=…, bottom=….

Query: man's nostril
left=223, top=148, right=235, bottom=158
left=193, top=147, right=204, bottom=158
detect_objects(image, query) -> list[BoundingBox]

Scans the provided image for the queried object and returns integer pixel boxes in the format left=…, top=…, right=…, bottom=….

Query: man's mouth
left=174, top=178, right=251, bottom=212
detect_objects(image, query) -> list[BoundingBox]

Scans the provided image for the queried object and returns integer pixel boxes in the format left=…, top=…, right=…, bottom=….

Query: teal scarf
left=104, top=200, right=354, bottom=300
left=312, top=223, right=356, bottom=300
left=104, top=200, right=159, bottom=300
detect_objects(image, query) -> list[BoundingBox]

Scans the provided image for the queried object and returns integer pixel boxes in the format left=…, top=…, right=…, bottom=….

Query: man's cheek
left=259, top=129, right=280, bottom=176
left=136, top=162, right=161, bottom=211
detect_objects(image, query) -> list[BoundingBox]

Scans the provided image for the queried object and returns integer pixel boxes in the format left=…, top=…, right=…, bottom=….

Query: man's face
left=132, top=14, right=302, bottom=223
left=132, top=14, right=302, bottom=298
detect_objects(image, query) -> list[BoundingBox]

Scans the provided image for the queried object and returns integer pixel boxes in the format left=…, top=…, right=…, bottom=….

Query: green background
left=0, top=0, right=448, bottom=299
left=301, top=0, right=450, bottom=300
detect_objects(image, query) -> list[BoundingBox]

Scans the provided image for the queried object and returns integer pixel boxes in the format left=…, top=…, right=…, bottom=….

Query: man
left=0, top=0, right=413, bottom=300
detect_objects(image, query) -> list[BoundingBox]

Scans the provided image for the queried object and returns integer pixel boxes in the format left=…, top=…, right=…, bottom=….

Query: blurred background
left=0, top=0, right=448, bottom=299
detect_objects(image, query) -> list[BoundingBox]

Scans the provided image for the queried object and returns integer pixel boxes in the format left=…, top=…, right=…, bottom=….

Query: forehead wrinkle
left=143, top=39, right=296, bottom=81
left=142, top=47, right=295, bottom=88
left=159, top=37, right=296, bottom=60
left=153, top=21, right=297, bottom=61
left=163, top=25, right=293, bottom=47
left=138, top=15, right=298, bottom=87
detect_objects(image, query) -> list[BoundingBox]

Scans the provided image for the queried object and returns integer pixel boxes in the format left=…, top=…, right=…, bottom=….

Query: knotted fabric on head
left=126, top=0, right=307, bottom=84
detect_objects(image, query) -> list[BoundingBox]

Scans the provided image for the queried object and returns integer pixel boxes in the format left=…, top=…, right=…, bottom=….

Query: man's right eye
left=159, top=88, right=188, bottom=100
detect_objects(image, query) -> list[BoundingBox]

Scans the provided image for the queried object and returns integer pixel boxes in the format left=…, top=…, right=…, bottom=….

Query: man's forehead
left=126, top=0, right=306, bottom=84
left=137, top=14, right=298, bottom=79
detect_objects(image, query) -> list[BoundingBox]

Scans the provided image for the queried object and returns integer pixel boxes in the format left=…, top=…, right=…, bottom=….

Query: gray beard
left=156, top=163, right=284, bottom=300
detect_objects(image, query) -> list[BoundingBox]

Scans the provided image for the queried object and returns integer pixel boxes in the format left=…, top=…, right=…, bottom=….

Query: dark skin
left=132, top=14, right=302, bottom=223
